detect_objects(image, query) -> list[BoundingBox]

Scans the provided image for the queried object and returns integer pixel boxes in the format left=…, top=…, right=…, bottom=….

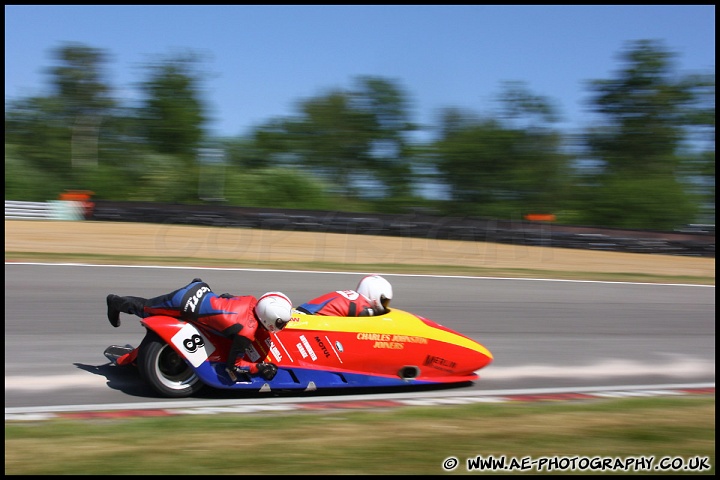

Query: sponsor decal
left=265, top=338, right=282, bottom=362
left=335, top=341, right=344, bottom=353
left=268, top=334, right=294, bottom=364
left=423, top=354, right=457, bottom=372
left=299, top=335, right=317, bottom=361
left=391, top=335, right=428, bottom=344
left=297, top=342, right=308, bottom=359
left=183, top=285, right=211, bottom=313
left=357, top=333, right=428, bottom=349
left=357, top=333, right=391, bottom=341
left=170, top=323, right=215, bottom=368
left=313, top=336, right=332, bottom=358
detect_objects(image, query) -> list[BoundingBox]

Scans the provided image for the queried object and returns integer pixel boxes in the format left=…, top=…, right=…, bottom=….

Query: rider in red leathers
left=297, top=274, right=393, bottom=317
left=105, top=279, right=292, bottom=382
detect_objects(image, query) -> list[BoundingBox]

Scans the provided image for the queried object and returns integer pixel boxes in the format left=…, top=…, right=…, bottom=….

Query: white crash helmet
left=356, top=274, right=393, bottom=312
left=255, top=292, right=293, bottom=333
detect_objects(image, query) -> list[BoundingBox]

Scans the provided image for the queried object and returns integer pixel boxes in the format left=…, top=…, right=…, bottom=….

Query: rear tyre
left=137, top=331, right=204, bottom=398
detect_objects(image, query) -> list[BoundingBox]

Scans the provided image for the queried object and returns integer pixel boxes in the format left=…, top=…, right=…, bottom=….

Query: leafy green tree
left=497, top=80, right=560, bottom=125
left=5, top=96, right=70, bottom=178
left=677, top=72, right=715, bottom=223
left=432, top=83, right=571, bottom=219
left=349, top=76, right=417, bottom=198
left=137, top=52, right=208, bottom=161
left=580, top=176, right=696, bottom=230
left=48, top=42, right=114, bottom=117
left=579, top=40, right=708, bottom=229
left=222, top=167, right=353, bottom=210
left=225, top=129, right=282, bottom=170
left=246, top=77, right=417, bottom=201
left=5, top=43, right=118, bottom=197
left=292, top=89, right=377, bottom=196
left=124, top=52, right=211, bottom=203
left=4, top=144, right=66, bottom=200
left=50, top=43, right=117, bottom=171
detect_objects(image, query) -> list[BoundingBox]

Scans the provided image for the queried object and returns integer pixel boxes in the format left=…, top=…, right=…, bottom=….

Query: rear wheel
left=137, top=331, right=204, bottom=398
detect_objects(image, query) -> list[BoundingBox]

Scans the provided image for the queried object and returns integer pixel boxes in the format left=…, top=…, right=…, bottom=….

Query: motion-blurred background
left=5, top=6, right=715, bottom=232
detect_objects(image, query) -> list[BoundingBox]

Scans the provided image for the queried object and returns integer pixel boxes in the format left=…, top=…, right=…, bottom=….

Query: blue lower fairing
left=195, top=362, right=436, bottom=390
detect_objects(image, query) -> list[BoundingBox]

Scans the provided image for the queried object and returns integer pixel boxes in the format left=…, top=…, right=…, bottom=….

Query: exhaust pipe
left=398, top=365, right=420, bottom=379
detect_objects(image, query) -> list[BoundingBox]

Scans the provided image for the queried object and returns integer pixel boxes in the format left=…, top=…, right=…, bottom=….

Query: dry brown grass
left=5, top=220, right=715, bottom=284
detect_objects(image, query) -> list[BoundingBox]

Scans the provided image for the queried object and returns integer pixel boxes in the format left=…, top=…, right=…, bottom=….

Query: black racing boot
left=106, top=294, right=122, bottom=327
left=106, top=294, right=147, bottom=328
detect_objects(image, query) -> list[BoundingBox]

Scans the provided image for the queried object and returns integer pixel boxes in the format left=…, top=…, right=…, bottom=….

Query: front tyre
left=137, top=331, right=204, bottom=398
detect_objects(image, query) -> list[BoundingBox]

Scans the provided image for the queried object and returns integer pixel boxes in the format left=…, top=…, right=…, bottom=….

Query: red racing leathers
left=297, top=290, right=376, bottom=316
left=140, top=282, right=263, bottom=373
left=196, top=295, right=262, bottom=373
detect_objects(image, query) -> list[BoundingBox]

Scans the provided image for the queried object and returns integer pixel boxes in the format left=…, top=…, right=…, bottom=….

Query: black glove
left=256, top=362, right=278, bottom=381
left=219, top=293, right=234, bottom=299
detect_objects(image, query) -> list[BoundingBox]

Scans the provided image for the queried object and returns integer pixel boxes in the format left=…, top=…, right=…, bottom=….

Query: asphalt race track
left=4, top=263, right=715, bottom=412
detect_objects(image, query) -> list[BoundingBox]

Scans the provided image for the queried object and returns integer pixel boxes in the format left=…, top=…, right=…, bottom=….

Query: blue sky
left=5, top=5, right=715, bottom=141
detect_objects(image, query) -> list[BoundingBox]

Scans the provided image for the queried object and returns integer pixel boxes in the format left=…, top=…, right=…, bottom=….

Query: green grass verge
left=5, top=396, right=715, bottom=475
left=5, top=251, right=715, bottom=285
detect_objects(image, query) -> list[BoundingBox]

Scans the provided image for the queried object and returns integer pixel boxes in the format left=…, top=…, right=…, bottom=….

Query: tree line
left=5, top=39, right=715, bottom=230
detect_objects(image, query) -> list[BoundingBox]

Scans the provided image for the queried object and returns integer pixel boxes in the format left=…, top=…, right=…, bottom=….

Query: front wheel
left=137, top=331, right=204, bottom=398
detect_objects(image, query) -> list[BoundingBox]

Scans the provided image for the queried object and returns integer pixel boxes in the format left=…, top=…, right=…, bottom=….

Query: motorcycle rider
left=105, top=279, right=292, bottom=383
left=297, top=274, right=393, bottom=317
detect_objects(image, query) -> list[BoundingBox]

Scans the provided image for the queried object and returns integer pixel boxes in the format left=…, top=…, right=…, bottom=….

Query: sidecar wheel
left=137, top=331, right=204, bottom=398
